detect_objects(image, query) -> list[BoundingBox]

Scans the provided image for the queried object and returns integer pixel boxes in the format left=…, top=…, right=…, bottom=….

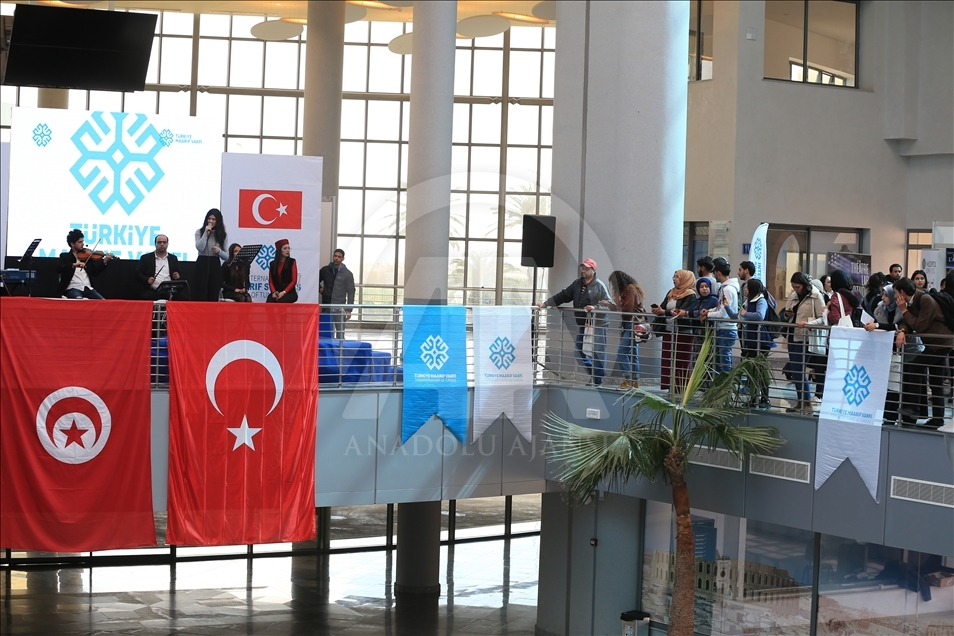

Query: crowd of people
left=540, top=256, right=954, bottom=429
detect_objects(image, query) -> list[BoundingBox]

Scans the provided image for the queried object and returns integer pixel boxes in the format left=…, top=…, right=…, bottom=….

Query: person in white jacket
left=700, top=257, right=739, bottom=375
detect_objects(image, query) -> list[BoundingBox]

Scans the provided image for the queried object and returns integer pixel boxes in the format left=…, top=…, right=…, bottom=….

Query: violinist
left=56, top=229, right=113, bottom=299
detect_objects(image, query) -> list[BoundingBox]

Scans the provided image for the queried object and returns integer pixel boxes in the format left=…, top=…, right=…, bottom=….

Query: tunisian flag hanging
left=166, top=303, right=318, bottom=546
left=0, top=298, right=156, bottom=551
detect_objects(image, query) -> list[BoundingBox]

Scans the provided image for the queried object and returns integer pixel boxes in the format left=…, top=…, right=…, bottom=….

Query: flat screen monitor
left=2, top=4, right=156, bottom=92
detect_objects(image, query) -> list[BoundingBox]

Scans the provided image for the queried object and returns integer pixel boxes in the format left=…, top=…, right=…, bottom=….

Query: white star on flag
left=276, top=202, right=288, bottom=216
left=227, top=416, right=262, bottom=451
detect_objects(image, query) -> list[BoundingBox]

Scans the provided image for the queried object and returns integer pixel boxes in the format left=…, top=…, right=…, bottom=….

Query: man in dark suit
left=135, top=235, right=189, bottom=300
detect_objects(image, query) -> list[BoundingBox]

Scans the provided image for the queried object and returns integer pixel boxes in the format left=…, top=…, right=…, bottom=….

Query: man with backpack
left=894, top=276, right=953, bottom=428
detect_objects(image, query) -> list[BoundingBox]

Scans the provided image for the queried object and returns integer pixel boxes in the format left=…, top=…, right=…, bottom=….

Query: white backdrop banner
left=814, top=326, right=894, bottom=501
left=473, top=306, right=533, bottom=443
left=220, top=153, right=322, bottom=303
left=0, top=142, right=9, bottom=266
left=750, top=222, right=769, bottom=282
left=7, top=107, right=221, bottom=260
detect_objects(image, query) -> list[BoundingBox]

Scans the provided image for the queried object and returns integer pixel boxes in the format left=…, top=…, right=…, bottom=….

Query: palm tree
left=545, top=332, right=784, bottom=636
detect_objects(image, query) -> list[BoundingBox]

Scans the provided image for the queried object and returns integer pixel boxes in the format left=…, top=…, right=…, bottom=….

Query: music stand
left=2, top=238, right=41, bottom=297
left=157, top=279, right=190, bottom=300
left=234, top=244, right=264, bottom=267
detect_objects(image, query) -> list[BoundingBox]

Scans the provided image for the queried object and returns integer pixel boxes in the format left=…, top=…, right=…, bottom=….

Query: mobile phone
left=650, top=303, right=659, bottom=309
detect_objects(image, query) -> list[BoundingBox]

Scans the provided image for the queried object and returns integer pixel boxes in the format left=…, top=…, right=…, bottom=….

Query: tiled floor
left=0, top=537, right=539, bottom=635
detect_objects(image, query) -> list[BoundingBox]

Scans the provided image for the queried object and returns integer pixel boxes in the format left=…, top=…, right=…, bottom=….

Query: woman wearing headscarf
left=825, top=269, right=860, bottom=327
left=267, top=239, right=298, bottom=303
left=741, top=278, right=776, bottom=409
left=602, top=270, right=647, bottom=390
left=864, top=283, right=926, bottom=423
left=785, top=272, right=826, bottom=413
left=651, top=270, right=697, bottom=392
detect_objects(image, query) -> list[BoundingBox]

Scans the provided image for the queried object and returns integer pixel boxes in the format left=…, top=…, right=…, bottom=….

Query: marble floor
left=0, top=537, right=540, bottom=635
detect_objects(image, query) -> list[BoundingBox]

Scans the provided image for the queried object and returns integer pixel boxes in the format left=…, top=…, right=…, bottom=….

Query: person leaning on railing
left=864, top=283, right=925, bottom=425
left=740, top=278, right=776, bottom=409
left=893, top=277, right=953, bottom=429
left=784, top=272, right=826, bottom=414
left=651, top=270, right=697, bottom=392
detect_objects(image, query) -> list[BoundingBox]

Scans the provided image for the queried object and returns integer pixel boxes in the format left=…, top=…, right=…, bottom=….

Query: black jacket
left=545, top=276, right=611, bottom=326
left=56, top=251, right=106, bottom=296
left=135, top=252, right=182, bottom=289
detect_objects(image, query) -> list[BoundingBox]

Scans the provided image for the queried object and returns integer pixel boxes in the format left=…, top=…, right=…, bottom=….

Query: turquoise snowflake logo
left=255, top=245, right=275, bottom=271
left=488, top=336, right=516, bottom=370
left=842, top=365, right=871, bottom=406
left=159, top=129, right=174, bottom=146
left=70, top=111, right=166, bottom=215
left=33, top=123, right=52, bottom=147
left=420, top=335, right=450, bottom=371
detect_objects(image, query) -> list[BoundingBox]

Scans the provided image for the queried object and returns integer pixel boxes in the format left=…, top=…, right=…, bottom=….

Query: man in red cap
left=537, top=258, right=611, bottom=386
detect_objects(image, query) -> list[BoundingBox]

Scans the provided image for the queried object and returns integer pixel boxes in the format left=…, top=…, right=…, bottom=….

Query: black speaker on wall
left=520, top=214, right=556, bottom=268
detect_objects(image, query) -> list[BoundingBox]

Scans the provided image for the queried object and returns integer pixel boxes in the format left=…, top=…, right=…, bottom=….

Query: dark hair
left=889, top=263, right=902, bottom=272
left=894, top=277, right=916, bottom=296
left=334, top=248, right=345, bottom=257
left=712, top=257, right=730, bottom=277
left=696, top=256, right=714, bottom=272
left=201, top=208, right=227, bottom=248
left=226, top=243, right=241, bottom=264
left=745, top=278, right=765, bottom=301
left=943, top=270, right=954, bottom=293
left=155, top=234, right=168, bottom=245
left=790, top=272, right=812, bottom=298
left=66, top=229, right=84, bottom=246
left=829, top=269, right=861, bottom=308
left=866, top=272, right=885, bottom=296
left=819, top=274, right=830, bottom=287
left=911, top=269, right=927, bottom=288
left=739, top=261, right=756, bottom=276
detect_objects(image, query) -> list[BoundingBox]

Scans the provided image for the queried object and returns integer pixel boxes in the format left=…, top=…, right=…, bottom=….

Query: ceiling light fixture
left=378, top=0, right=414, bottom=6
left=456, top=15, right=510, bottom=38
left=250, top=18, right=304, bottom=41
left=388, top=32, right=413, bottom=55
left=280, top=17, right=307, bottom=24
left=531, top=1, right=557, bottom=22
left=493, top=11, right=549, bottom=25
left=347, top=0, right=401, bottom=10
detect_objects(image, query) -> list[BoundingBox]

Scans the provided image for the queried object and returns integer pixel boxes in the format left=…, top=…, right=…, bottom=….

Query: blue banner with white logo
left=814, top=326, right=893, bottom=502
left=402, top=306, right=468, bottom=444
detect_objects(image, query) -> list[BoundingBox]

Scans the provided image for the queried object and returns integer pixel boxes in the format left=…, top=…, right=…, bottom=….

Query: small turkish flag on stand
left=238, top=189, right=303, bottom=229
left=0, top=298, right=156, bottom=552
left=166, top=303, right=318, bottom=546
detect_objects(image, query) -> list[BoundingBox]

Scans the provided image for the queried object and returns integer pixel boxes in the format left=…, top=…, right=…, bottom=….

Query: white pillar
left=549, top=1, right=690, bottom=303
left=402, top=0, right=457, bottom=304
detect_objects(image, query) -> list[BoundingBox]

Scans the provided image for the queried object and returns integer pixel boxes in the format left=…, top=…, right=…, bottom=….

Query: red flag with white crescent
left=0, top=298, right=156, bottom=551
left=165, top=303, right=318, bottom=546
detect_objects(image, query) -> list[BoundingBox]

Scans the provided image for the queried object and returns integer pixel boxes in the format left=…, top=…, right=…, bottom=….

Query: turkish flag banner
left=0, top=298, right=156, bottom=552
left=166, top=303, right=318, bottom=546
left=237, top=188, right=303, bottom=230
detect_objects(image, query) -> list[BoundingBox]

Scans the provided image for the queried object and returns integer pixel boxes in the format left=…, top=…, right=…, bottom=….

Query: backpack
left=928, top=290, right=954, bottom=332
left=764, top=295, right=783, bottom=339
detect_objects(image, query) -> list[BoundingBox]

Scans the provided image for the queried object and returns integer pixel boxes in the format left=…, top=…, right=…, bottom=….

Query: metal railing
left=148, top=303, right=954, bottom=428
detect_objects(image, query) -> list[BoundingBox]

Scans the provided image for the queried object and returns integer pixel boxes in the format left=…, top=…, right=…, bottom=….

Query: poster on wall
left=219, top=153, right=322, bottom=303
left=6, top=107, right=221, bottom=261
left=826, top=252, right=871, bottom=295
left=947, top=248, right=954, bottom=271
left=709, top=221, right=730, bottom=261
left=920, top=249, right=940, bottom=290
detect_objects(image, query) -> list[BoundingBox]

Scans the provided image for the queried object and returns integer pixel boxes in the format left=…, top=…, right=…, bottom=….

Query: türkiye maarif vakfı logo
left=67, top=112, right=173, bottom=215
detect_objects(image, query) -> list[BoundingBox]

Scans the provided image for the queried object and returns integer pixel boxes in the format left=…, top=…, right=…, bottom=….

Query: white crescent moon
left=205, top=340, right=284, bottom=416
left=251, top=193, right=277, bottom=225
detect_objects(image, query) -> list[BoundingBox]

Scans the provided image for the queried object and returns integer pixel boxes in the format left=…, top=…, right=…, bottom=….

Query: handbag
left=582, top=321, right=595, bottom=355
left=887, top=351, right=903, bottom=394
left=833, top=293, right=854, bottom=328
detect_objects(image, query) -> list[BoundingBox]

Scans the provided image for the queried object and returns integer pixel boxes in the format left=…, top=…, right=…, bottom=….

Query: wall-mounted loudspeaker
left=520, top=215, right=556, bottom=268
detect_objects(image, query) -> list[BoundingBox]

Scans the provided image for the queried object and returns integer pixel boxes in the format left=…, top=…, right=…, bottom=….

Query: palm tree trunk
left=667, top=459, right=695, bottom=636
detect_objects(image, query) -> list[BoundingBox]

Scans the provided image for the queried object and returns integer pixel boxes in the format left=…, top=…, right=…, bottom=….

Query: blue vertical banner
left=402, top=306, right=468, bottom=444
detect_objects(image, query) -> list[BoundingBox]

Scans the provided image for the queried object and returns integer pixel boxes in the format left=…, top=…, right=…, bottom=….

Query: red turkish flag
left=0, top=298, right=155, bottom=552
left=237, top=189, right=303, bottom=229
left=166, top=303, right=318, bottom=546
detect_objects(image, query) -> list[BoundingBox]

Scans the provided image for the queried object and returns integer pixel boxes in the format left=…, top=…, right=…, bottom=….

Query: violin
left=76, top=248, right=117, bottom=262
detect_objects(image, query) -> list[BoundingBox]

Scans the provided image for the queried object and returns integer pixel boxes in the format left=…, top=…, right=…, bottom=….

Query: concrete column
left=302, top=0, right=344, bottom=200
left=402, top=0, right=456, bottom=304
left=395, top=500, right=442, bottom=594
left=549, top=0, right=690, bottom=304
left=37, top=89, right=68, bottom=109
